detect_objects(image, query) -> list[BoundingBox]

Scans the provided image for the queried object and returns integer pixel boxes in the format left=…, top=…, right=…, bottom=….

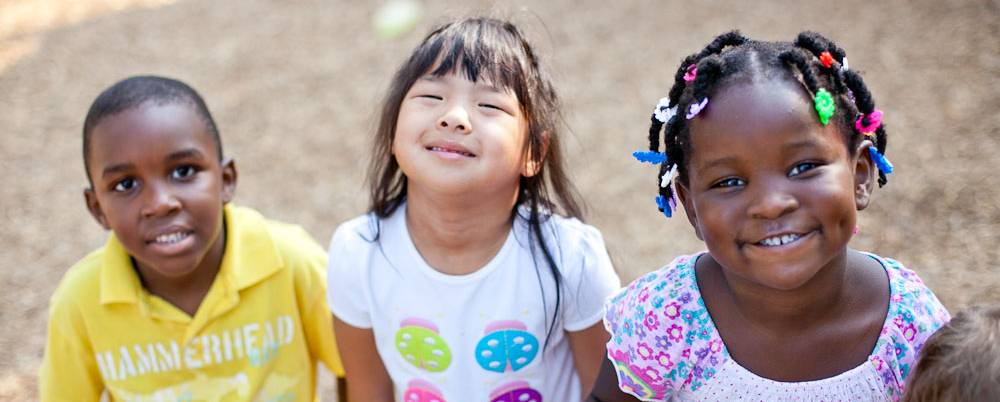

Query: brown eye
left=113, top=178, right=136, bottom=192
left=788, top=162, right=819, bottom=177
left=713, top=178, right=746, bottom=188
left=171, top=165, right=196, bottom=180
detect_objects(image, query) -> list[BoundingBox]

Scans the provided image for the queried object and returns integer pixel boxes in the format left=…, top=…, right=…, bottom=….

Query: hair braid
left=843, top=69, right=890, bottom=185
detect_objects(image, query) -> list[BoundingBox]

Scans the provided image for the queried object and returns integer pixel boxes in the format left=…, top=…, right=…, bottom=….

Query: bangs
left=410, top=20, right=530, bottom=101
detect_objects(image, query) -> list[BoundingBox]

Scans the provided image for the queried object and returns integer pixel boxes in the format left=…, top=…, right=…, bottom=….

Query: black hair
left=82, top=75, right=222, bottom=185
left=367, top=18, right=583, bottom=348
left=646, top=31, right=890, bottom=214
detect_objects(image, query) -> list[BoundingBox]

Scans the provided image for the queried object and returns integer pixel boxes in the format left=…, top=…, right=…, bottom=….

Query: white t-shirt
left=327, top=204, right=621, bottom=401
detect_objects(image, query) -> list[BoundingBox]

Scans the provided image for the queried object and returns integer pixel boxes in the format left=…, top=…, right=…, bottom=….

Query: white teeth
left=154, top=232, right=188, bottom=244
left=760, top=233, right=802, bottom=247
left=430, top=146, right=473, bottom=157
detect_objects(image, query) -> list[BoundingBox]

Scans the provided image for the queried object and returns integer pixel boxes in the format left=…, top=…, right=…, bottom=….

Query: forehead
left=87, top=103, right=214, bottom=170
left=687, top=79, right=845, bottom=167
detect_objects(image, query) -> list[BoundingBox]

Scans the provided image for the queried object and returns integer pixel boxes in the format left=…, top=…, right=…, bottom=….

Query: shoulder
left=228, top=206, right=327, bottom=293
left=49, top=247, right=107, bottom=321
left=879, top=255, right=951, bottom=337
left=604, top=253, right=724, bottom=399
left=866, top=254, right=951, bottom=397
left=329, top=213, right=379, bottom=250
left=521, top=212, right=610, bottom=272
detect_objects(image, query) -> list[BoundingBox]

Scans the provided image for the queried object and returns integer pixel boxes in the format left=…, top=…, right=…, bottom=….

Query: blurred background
left=1, top=0, right=997, bottom=399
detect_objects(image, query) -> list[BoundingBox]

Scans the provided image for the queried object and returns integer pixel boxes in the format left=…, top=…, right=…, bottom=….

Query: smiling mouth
left=757, top=233, right=804, bottom=247
left=427, top=146, right=475, bottom=157
left=150, top=231, right=192, bottom=245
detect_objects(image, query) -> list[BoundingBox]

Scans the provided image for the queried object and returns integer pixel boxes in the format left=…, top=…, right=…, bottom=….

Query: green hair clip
left=813, top=88, right=835, bottom=125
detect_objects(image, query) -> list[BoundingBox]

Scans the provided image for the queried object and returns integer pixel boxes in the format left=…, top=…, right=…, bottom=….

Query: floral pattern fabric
left=603, top=253, right=950, bottom=401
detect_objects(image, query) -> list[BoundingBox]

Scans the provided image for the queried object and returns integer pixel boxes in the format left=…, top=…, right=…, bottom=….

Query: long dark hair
left=367, top=17, right=583, bottom=346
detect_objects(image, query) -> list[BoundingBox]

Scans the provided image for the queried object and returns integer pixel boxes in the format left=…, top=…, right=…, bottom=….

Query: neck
left=404, top=183, right=519, bottom=275
left=134, top=227, right=226, bottom=316
left=713, top=251, right=849, bottom=331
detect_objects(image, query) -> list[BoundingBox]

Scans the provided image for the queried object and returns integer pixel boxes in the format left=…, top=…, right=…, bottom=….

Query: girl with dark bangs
left=326, top=18, right=621, bottom=401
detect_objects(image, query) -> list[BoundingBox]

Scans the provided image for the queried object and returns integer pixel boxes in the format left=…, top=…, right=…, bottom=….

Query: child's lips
left=425, top=143, right=476, bottom=158
left=145, top=227, right=196, bottom=254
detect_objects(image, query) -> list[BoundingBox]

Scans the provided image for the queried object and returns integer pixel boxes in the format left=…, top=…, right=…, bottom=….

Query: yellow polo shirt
left=40, top=205, right=343, bottom=401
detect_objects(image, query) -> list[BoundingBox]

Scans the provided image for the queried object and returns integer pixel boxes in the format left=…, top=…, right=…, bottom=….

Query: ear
left=521, top=133, right=549, bottom=178
left=853, top=139, right=877, bottom=211
left=674, top=179, right=704, bottom=240
left=84, top=188, right=111, bottom=230
left=220, top=158, right=238, bottom=204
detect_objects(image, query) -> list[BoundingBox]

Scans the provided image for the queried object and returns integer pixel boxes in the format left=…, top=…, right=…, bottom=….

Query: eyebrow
left=101, top=163, right=135, bottom=179
left=781, top=139, right=824, bottom=152
left=165, top=148, right=206, bottom=162
left=696, top=156, right=739, bottom=172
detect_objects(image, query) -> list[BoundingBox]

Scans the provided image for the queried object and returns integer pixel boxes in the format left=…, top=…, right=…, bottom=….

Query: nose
left=437, top=104, right=471, bottom=134
left=141, top=182, right=181, bottom=218
left=746, top=183, right=799, bottom=220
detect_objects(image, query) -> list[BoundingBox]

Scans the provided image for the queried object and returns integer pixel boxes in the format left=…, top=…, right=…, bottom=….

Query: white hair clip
left=686, top=97, right=709, bottom=119
left=652, top=97, right=676, bottom=123
left=660, top=164, right=678, bottom=188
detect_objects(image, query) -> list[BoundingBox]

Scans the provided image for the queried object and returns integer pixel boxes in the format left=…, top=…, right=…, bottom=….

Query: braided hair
left=643, top=31, right=890, bottom=217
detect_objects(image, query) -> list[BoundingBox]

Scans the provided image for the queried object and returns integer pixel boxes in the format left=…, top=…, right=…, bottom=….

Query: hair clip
left=652, top=97, right=676, bottom=123
left=655, top=195, right=675, bottom=218
left=633, top=151, right=667, bottom=164
left=686, top=98, right=709, bottom=119
left=683, top=65, right=698, bottom=83
left=819, top=51, right=834, bottom=68
left=868, top=147, right=894, bottom=174
left=840, top=57, right=850, bottom=72
left=660, top=164, right=678, bottom=188
left=813, top=89, right=835, bottom=125
left=855, top=109, right=883, bottom=135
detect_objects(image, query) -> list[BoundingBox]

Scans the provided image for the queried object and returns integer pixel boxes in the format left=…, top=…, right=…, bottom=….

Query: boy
left=40, top=76, right=343, bottom=401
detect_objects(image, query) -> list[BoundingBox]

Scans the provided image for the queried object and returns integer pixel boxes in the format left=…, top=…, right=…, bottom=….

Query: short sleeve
left=39, top=287, right=104, bottom=402
left=326, top=217, right=375, bottom=329
left=276, top=223, right=345, bottom=377
left=602, top=254, right=718, bottom=401
left=560, top=222, right=621, bottom=332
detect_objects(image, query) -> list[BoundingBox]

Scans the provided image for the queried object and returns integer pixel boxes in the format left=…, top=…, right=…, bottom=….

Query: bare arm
left=333, top=316, right=393, bottom=402
left=567, top=321, right=612, bottom=399
left=585, top=357, right=643, bottom=402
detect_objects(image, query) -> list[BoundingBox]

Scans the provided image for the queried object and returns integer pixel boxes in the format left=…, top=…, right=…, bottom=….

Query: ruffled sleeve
left=603, top=253, right=729, bottom=401
left=867, top=255, right=951, bottom=401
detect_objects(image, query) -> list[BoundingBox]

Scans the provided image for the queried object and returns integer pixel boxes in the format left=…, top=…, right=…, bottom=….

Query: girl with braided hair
left=588, top=31, right=950, bottom=401
left=327, top=17, right=621, bottom=401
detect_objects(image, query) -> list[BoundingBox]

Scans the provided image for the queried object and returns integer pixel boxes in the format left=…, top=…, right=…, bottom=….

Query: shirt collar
left=99, top=205, right=284, bottom=305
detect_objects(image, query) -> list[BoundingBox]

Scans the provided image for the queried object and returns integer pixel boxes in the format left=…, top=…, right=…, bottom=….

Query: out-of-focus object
left=373, top=0, right=423, bottom=40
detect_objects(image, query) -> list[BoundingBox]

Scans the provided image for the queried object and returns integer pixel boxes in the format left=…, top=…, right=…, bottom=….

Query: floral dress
left=603, top=253, right=950, bottom=401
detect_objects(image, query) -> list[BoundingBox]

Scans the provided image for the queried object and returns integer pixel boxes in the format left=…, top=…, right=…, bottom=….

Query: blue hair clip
left=655, top=195, right=675, bottom=218
left=632, top=151, right=667, bottom=164
left=868, top=147, right=894, bottom=174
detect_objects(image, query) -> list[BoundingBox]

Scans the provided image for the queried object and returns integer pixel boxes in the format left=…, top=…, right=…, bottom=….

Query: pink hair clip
left=683, top=65, right=698, bottom=83
left=855, top=109, right=884, bottom=135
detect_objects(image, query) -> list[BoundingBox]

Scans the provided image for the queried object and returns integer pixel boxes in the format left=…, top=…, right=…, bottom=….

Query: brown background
left=1, top=0, right=997, bottom=399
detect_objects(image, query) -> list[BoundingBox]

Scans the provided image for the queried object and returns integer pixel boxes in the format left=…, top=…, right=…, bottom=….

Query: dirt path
left=1, top=0, right=997, bottom=399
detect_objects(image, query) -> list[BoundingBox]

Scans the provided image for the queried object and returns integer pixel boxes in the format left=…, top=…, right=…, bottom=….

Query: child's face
left=84, top=102, right=236, bottom=281
left=676, top=78, right=875, bottom=290
left=392, top=72, right=532, bottom=196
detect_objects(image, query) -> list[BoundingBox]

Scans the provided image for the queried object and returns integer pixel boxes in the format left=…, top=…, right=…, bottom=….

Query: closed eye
left=788, top=162, right=820, bottom=177
left=417, top=94, right=442, bottom=100
left=479, top=103, right=502, bottom=110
